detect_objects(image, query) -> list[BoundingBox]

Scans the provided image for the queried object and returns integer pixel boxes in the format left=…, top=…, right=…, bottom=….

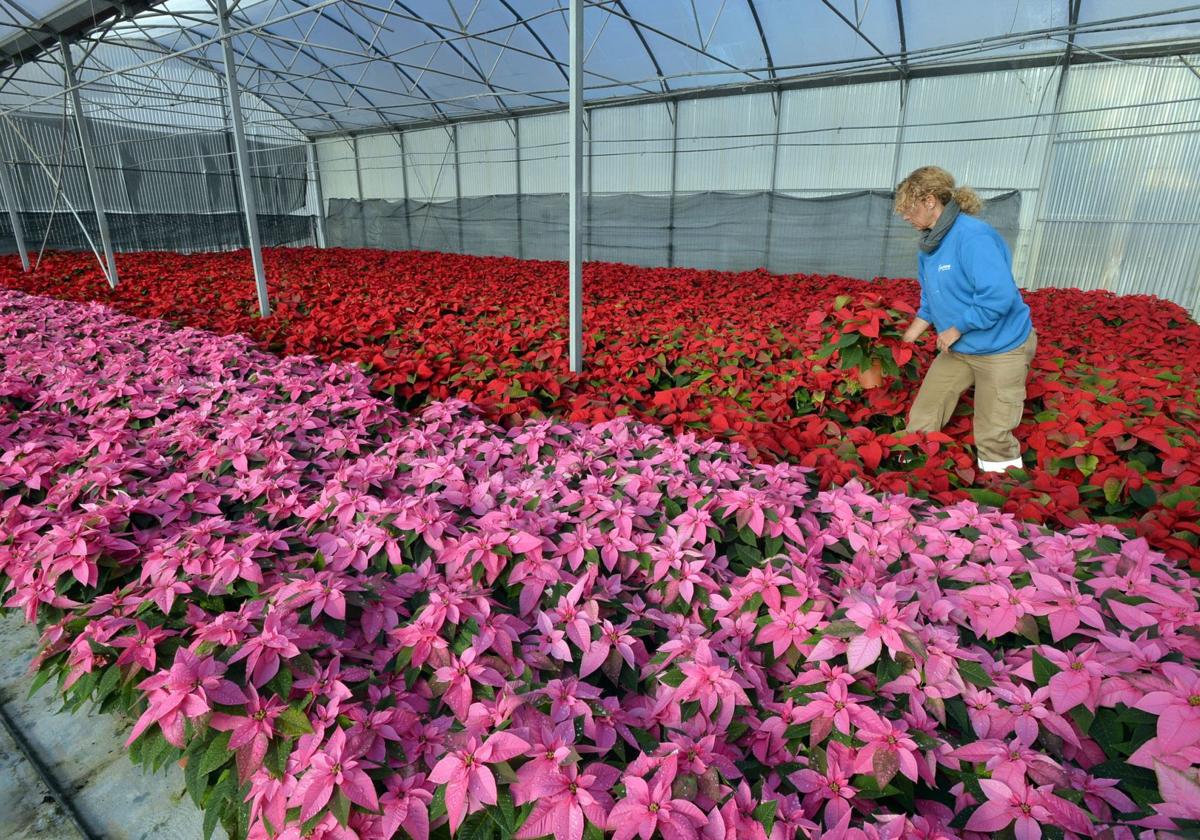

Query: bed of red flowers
left=3, top=248, right=1199, bottom=568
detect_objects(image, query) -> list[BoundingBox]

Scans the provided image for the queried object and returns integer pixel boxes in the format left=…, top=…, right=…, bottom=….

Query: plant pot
left=857, top=359, right=885, bottom=390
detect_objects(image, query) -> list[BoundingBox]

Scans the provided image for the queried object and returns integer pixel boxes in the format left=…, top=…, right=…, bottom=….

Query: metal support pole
left=215, top=0, right=269, bottom=317
left=568, top=0, right=584, bottom=373
left=586, top=109, right=593, bottom=262
left=398, top=131, right=414, bottom=249
left=352, top=135, right=366, bottom=248
left=514, top=119, right=523, bottom=260
left=306, top=140, right=328, bottom=248
left=60, top=38, right=117, bottom=288
left=0, top=157, right=29, bottom=271
left=764, top=91, right=782, bottom=272
left=452, top=123, right=464, bottom=253
left=666, top=101, right=679, bottom=268
left=216, top=76, right=249, bottom=249
left=1026, top=0, right=1081, bottom=290
left=882, top=77, right=910, bottom=279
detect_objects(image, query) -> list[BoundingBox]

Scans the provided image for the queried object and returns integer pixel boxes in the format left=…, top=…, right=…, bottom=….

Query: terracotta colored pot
left=857, top=358, right=885, bottom=390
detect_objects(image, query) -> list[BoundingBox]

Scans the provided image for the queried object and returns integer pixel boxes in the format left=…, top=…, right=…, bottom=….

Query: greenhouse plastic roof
left=0, top=0, right=1199, bottom=136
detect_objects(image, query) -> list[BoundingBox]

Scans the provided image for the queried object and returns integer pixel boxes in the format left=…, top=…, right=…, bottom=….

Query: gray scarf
left=918, top=199, right=960, bottom=253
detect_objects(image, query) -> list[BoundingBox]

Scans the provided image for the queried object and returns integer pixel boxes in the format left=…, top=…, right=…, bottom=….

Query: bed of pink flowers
left=3, top=289, right=1200, bottom=840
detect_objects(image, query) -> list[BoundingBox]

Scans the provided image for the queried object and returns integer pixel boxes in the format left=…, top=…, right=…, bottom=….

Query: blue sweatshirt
left=916, top=214, right=1032, bottom=355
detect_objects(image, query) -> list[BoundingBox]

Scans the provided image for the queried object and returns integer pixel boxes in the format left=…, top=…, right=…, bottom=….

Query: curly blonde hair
left=894, top=166, right=982, bottom=216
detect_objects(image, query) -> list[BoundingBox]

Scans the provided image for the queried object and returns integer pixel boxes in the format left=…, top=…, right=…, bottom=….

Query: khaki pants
left=905, top=329, right=1037, bottom=465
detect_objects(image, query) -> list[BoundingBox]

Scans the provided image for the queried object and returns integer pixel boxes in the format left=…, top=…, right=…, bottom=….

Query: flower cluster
left=3, top=290, right=1200, bottom=840
left=3, top=250, right=1198, bottom=568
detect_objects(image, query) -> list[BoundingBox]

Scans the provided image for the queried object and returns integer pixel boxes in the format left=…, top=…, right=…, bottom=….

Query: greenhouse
left=2, top=1, right=1200, bottom=839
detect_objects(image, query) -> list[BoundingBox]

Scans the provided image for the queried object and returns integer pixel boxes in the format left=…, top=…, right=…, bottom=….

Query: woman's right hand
left=903, top=318, right=931, bottom=343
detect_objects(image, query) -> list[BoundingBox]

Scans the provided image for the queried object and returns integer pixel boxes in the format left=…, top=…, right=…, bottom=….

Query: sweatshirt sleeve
left=916, top=291, right=932, bottom=323
left=953, top=234, right=1018, bottom=334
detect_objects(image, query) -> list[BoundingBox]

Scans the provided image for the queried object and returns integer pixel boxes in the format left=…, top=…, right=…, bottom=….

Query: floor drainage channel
left=0, top=612, right=224, bottom=840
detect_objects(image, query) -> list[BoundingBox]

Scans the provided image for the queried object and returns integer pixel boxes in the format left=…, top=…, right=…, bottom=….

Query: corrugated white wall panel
left=315, top=136, right=359, bottom=200
left=458, top=120, right=517, bottom=197
left=1029, top=57, right=1200, bottom=312
left=898, top=67, right=1060, bottom=191
left=517, top=112, right=591, bottom=194
left=356, top=133, right=406, bottom=200
left=590, top=102, right=673, bottom=194
left=675, top=93, right=775, bottom=192
left=775, top=81, right=901, bottom=192
left=404, top=126, right=457, bottom=201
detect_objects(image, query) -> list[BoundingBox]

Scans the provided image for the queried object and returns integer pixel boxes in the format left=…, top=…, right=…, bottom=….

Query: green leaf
left=752, top=800, right=778, bottom=835
left=97, top=664, right=123, bottom=701
left=499, top=791, right=518, bottom=831
left=266, top=667, right=294, bottom=701
left=659, top=669, right=686, bottom=687
left=1069, top=706, right=1095, bottom=736
left=1088, top=760, right=1157, bottom=791
left=277, top=706, right=314, bottom=737
left=429, top=785, right=447, bottom=822
left=946, top=698, right=972, bottom=737
left=459, top=813, right=495, bottom=840
left=957, top=660, right=994, bottom=688
left=202, top=794, right=222, bottom=840
left=966, top=488, right=1006, bottom=508
left=27, top=666, right=54, bottom=699
left=331, top=789, right=351, bottom=828
left=206, top=770, right=237, bottom=840
left=265, top=738, right=292, bottom=779
left=1031, top=650, right=1060, bottom=687
left=729, top=542, right=763, bottom=567
left=184, top=752, right=206, bottom=806
left=1090, top=709, right=1125, bottom=758
left=584, top=824, right=606, bottom=840
left=819, top=619, right=862, bottom=638
left=875, top=655, right=903, bottom=687
left=199, top=730, right=233, bottom=776
left=1130, top=485, right=1157, bottom=508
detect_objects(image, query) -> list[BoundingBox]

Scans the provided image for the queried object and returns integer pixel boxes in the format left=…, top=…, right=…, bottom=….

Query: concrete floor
left=0, top=612, right=225, bottom=840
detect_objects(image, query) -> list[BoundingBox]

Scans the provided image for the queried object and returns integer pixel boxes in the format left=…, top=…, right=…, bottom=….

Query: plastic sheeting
left=0, top=111, right=312, bottom=254
left=325, top=190, right=1021, bottom=280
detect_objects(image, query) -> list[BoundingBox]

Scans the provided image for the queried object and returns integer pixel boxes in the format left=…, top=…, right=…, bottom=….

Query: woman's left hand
left=936, top=326, right=962, bottom=352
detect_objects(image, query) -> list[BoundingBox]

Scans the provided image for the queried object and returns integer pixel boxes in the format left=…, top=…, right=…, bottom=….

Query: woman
left=894, top=166, right=1036, bottom=473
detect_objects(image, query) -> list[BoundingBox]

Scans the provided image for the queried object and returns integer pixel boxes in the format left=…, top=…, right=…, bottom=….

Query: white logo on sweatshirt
left=937, top=263, right=953, bottom=272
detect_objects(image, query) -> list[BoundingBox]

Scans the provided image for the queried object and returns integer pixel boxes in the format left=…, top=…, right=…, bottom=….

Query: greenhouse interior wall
left=2, top=48, right=1199, bottom=314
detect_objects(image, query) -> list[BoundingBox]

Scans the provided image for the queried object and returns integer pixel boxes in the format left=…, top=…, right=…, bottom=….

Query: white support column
left=514, top=119, right=523, bottom=261
left=399, top=131, right=413, bottom=249
left=764, top=91, right=781, bottom=271
left=60, top=38, right=117, bottom=288
left=215, top=0, right=270, bottom=318
left=0, top=155, right=29, bottom=271
left=352, top=135, right=366, bottom=247
left=306, top=140, right=328, bottom=248
left=667, top=101, right=679, bottom=268
left=568, top=0, right=584, bottom=373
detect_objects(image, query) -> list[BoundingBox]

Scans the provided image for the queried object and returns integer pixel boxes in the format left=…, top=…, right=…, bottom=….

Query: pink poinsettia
left=428, top=731, right=529, bottom=834
left=126, top=648, right=245, bottom=747
left=514, top=762, right=618, bottom=840
left=608, top=755, right=708, bottom=840
left=209, top=684, right=287, bottom=781
left=964, top=776, right=1052, bottom=840
left=289, top=727, right=380, bottom=822
left=4, top=290, right=1200, bottom=840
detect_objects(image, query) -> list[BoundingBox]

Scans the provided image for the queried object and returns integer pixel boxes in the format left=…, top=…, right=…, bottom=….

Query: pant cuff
left=978, top=455, right=1023, bottom=473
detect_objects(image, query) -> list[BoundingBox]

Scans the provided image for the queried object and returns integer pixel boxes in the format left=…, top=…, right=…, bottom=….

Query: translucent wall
left=313, top=54, right=1200, bottom=315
